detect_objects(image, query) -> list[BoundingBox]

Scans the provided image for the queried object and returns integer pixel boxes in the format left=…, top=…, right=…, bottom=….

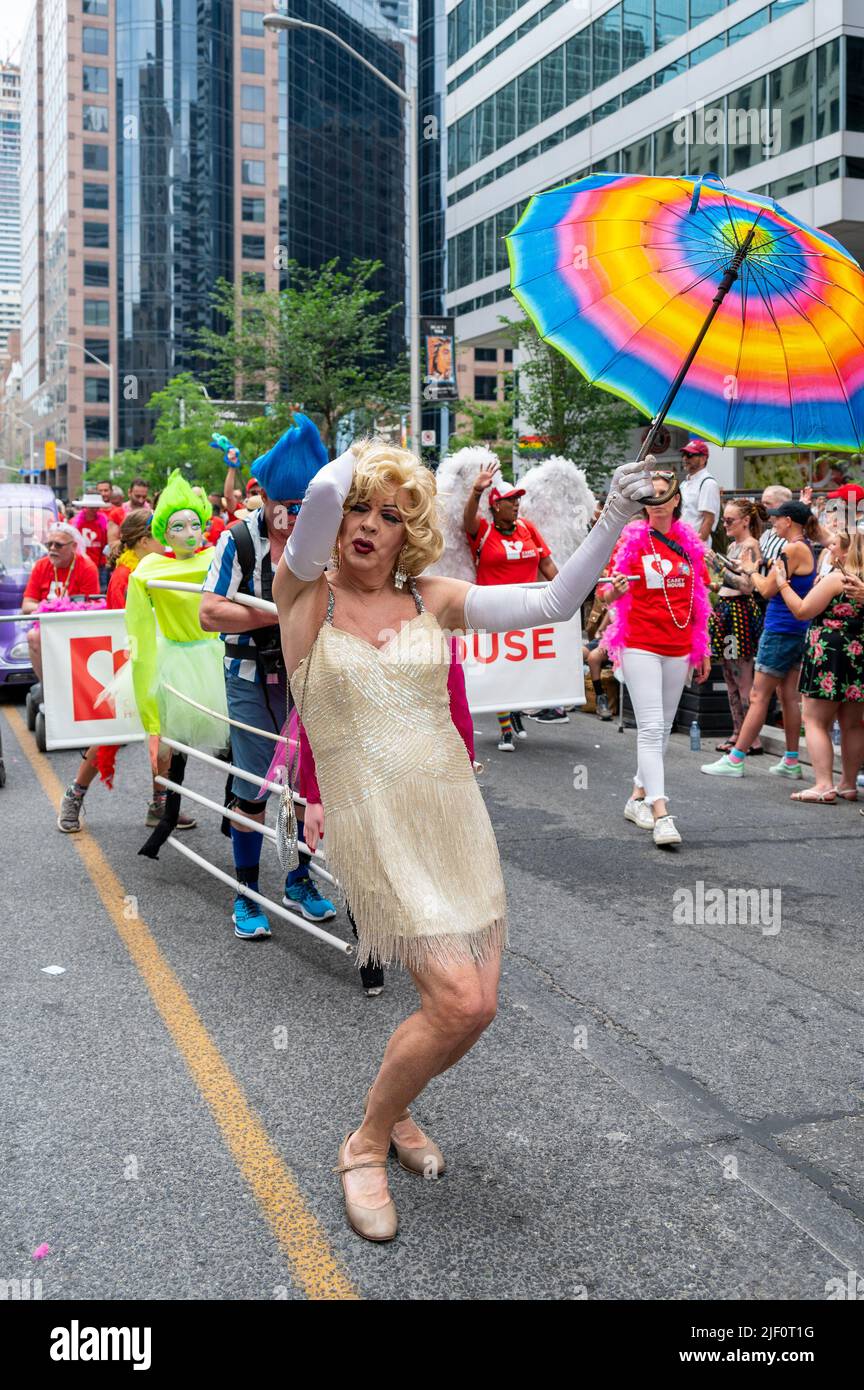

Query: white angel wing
left=427, top=445, right=500, bottom=580
left=519, top=456, right=596, bottom=565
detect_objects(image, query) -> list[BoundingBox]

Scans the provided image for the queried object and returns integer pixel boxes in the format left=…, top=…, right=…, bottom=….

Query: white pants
left=619, top=648, right=691, bottom=806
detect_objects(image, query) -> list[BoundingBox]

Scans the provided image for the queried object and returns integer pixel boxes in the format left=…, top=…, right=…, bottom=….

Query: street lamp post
left=0, top=410, right=36, bottom=474
left=56, top=339, right=116, bottom=461
left=262, top=12, right=421, bottom=453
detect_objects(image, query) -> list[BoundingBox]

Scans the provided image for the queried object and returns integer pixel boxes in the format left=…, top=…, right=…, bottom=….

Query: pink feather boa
left=602, top=518, right=711, bottom=666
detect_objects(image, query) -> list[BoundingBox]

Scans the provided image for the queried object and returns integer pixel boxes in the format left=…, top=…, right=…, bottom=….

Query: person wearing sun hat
left=463, top=459, right=560, bottom=748
left=678, top=439, right=721, bottom=543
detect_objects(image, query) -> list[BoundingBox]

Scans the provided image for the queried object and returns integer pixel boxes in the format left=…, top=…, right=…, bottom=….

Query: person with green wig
left=118, top=469, right=229, bottom=771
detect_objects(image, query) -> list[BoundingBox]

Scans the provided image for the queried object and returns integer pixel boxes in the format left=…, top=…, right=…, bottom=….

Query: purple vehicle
left=0, top=483, right=59, bottom=696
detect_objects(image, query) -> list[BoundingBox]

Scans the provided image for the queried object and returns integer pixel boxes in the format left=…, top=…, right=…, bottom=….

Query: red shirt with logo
left=468, top=517, right=551, bottom=586
left=607, top=535, right=708, bottom=657
left=24, top=554, right=101, bottom=604
left=73, top=510, right=109, bottom=570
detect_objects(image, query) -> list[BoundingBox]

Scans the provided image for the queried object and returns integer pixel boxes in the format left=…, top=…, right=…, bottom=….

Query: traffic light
left=44, top=440, right=56, bottom=471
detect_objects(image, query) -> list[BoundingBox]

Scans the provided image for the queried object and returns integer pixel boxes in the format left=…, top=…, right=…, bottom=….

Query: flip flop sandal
left=833, top=786, right=859, bottom=801
left=790, top=789, right=837, bottom=804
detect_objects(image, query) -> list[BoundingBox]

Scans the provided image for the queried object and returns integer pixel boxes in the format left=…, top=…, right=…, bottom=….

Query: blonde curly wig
left=341, top=439, right=444, bottom=576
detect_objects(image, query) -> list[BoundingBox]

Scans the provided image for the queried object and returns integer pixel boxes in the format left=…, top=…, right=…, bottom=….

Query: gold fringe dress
left=290, top=580, right=508, bottom=971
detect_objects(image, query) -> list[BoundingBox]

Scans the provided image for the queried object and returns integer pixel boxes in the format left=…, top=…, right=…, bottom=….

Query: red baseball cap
left=827, top=483, right=864, bottom=502
left=245, top=477, right=260, bottom=493
left=681, top=438, right=710, bottom=457
left=489, top=485, right=525, bottom=507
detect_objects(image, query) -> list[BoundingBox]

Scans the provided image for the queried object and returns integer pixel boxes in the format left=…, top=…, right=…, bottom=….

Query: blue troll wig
left=251, top=414, right=328, bottom=502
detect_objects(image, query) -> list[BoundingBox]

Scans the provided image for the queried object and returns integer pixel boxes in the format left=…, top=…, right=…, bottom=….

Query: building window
left=242, top=196, right=266, bottom=222
left=241, top=9, right=265, bottom=34
left=816, top=39, right=840, bottom=139
left=728, top=8, right=769, bottom=44
left=83, top=144, right=109, bottom=172
left=474, top=347, right=497, bottom=361
left=622, top=0, right=653, bottom=68
left=242, top=47, right=265, bottom=74
left=540, top=48, right=564, bottom=124
left=241, top=84, right=265, bottom=111
left=726, top=79, right=767, bottom=173
left=503, top=348, right=513, bottom=363
left=592, top=4, right=622, bottom=88
left=83, top=261, right=110, bottom=287
left=770, top=167, right=815, bottom=199
left=690, top=0, right=726, bottom=19
left=83, top=65, right=109, bottom=92
left=517, top=65, right=539, bottom=137
left=85, top=415, right=110, bottom=440
left=496, top=80, right=516, bottom=148
left=85, top=339, right=110, bottom=362
left=771, top=52, right=814, bottom=152
left=621, top=134, right=653, bottom=175
left=655, top=0, right=687, bottom=48
left=565, top=32, right=590, bottom=104
left=85, top=377, right=110, bottom=403
left=242, top=234, right=265, bottom=259
left=84, top=300, right=110, bottom=326
left=474, top=375, right=497, bottom=400
left=83, top=0, right=109, bottom=12
left=83, top=220, right=109, bottom=248
left=242, top=271, right=266, bottom=292
left=240, top=122, right=265, bottom=148
left=847, top=37, right=864, bottom=132
left=241, top=159, right=265, bottom=186
left=83, top=182, right=109, bottom=210
left=654, top=121, right=684, bottom=178
left=82, top=26, right=109, bottom=55
left=83, top=104, right=109, bottom=133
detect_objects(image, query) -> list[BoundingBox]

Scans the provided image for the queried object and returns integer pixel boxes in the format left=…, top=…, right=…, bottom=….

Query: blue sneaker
left=282, top=875, right=337, bottom=921
left=233, top=893, right=271, bottom=940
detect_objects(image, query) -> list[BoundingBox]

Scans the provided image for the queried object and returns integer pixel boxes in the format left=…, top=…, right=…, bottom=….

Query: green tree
left=452, top=397, right=514, bottom=461
left=197, top=259, right=408, bottom=449
left=84, top=373, right=295, bottom=497
left=504, top=317, right=643, bottom=491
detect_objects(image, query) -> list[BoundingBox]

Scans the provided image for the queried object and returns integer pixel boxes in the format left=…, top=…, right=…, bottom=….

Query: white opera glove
left=282, top=448, right=356, bottom=581
left=463, top=458, right=655, bottom=634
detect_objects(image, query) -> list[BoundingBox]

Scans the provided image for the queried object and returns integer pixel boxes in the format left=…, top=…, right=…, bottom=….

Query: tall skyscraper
left=0, top=62, right=21, bottom=355
left=20, top=0, right=410, bottom=498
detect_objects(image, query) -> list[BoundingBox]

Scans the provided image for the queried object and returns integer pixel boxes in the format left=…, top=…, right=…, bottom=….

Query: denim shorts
left=755, top=629, right=806, bottom=677
left=225, top=669, right=287, bottom=801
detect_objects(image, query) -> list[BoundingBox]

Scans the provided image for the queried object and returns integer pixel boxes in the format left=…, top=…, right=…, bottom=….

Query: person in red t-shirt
left=463, top=462, right=559, bottom=750
left=72, top=498, right=110, bottom=579
left=22, top=524, right=101, bottom=681
left=599, top=472, right=711, bottom=848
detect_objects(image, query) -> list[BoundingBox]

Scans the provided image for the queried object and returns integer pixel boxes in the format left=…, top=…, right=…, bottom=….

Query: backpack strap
left=231, top=518, right=256, bottom=594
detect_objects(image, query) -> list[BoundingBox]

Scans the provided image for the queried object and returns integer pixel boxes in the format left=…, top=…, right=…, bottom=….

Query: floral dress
left=798, top=592, right=864, bottom=702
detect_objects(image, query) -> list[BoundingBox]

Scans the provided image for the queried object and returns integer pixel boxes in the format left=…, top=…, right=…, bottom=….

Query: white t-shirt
left=679, top=468, right=721, bottom=536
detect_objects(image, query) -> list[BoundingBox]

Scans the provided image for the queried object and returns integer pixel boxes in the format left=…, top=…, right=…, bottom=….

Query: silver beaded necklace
left=647, top=526, right=695, bottom=631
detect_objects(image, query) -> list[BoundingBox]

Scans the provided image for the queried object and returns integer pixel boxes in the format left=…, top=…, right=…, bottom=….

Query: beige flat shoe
left=334, top=1133, right=398, bottom=1243
left=364, top=1089, right=446, bottom=1179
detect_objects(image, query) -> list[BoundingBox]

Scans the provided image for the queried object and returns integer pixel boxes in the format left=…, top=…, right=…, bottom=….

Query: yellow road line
left=3, top=706, right=359, bottom=1302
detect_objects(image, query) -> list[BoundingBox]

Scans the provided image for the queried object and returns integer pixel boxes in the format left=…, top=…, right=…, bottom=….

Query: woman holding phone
left=599, top=472, right=712, bottom=848
left=771, top=534, right=864, bottom=803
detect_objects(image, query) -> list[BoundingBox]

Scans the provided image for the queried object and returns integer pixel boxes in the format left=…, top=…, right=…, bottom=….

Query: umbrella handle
left=636, top=433, right=681, bottom=507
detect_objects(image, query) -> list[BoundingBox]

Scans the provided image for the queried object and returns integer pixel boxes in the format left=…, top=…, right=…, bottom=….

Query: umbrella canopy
left=507, top=173, right=864, bottom=452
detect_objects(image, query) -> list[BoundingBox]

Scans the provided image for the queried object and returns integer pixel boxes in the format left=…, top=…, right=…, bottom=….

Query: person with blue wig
left=200, top=414, right=337, bottom=939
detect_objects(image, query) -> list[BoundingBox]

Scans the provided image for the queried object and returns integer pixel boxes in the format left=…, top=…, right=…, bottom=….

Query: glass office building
left=21, top=0, right=411, bottom=477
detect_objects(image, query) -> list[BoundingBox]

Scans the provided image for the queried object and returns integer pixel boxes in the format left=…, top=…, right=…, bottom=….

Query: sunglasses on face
left=282, top=502, right=302, bottom=516
left=46, top=539, right=73, bottom=549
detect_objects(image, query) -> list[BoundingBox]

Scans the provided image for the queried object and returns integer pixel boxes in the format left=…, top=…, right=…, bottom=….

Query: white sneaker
left=624, top=796, right=654, bottom=830
left=653, top=815, right=682, bottom=847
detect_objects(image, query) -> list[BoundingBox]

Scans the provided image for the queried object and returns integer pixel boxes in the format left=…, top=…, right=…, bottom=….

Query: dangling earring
left=329, top=542, right=340, bottom=571
left=394, top=546, right=409, bottom=590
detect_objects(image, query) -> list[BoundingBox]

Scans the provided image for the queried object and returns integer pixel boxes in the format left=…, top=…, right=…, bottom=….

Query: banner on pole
left=456, top=615, right=585, bottom=714
left=40, top=609, right=144, bottom=749
left=421, top=316, right=458, bottom=402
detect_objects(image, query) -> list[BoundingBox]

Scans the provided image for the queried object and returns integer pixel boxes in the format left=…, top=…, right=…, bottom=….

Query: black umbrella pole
left=639, top=223, right=757, bottom=503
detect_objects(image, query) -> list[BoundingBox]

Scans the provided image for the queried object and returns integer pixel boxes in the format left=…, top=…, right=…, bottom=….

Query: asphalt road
left=2, top=688, right=863, bottom=1302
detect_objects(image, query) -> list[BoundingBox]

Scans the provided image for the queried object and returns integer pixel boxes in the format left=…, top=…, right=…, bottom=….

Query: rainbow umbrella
left=507, top=173, right=864, bottom=470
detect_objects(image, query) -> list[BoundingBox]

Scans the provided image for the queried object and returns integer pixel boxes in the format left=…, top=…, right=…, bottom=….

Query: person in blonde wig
left=274, top=436, right=655, bottom=1242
